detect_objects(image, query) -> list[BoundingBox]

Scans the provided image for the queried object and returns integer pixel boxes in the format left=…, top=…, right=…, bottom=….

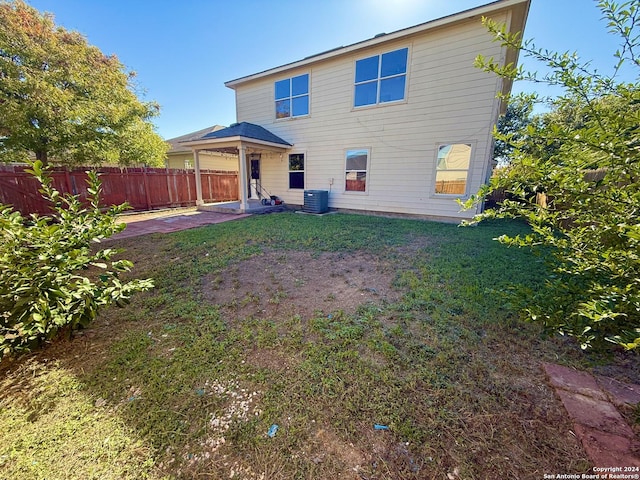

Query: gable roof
left=167, top=125, right=226, bottom=154
left=225, top=0, right=530, bottom=89
left=199, top=122, right=292, bottom=146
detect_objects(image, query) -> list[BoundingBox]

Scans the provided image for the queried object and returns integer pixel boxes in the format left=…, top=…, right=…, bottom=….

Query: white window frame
left=275, top=73, right=310, bottom=120
left=288, top=152, right=305, bottom=190
left=433, top=142, right=473, bottom=197
left=353, top=47, right=409, bottom=109
left=344, top=148, right=370, bottom=194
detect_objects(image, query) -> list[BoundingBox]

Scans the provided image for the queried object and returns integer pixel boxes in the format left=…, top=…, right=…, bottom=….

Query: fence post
left=187, top=172, right=191, bottom=205
left=142, top=166, right=152, bottom=210
left=166, top=171, right=173, bottom=205
left=63, top=167, right=74, bottom=195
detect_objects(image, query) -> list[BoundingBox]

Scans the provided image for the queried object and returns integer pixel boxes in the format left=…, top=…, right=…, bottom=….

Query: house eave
left=225, top=0, right=530, bottom=89
left=181, top=135, right=292, bottom=152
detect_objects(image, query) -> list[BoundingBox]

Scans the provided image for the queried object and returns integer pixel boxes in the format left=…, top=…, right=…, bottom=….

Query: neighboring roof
left=167, top=125, right=226, bottom=154
left=225, top=0, right=530, bottom=89
left=198, top=122, right=292, bottom=147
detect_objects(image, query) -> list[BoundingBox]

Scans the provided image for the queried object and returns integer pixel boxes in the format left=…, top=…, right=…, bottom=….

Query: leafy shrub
left=464, top=1, right=640, bottom=350
left=0, top=161, right=154, bottom=357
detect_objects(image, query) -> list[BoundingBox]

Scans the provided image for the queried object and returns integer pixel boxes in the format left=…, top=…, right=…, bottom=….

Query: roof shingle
left=200, top=122, right=292, bottom=146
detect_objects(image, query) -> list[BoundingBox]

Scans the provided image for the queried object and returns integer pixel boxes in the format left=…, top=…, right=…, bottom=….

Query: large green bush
left=0, top=161, right=153, bottom=357
left=464, top=1, right=640, bottom=350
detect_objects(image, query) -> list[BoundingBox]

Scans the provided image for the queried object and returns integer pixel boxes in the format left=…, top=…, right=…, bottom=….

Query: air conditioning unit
left=303, top=190, right=329, bottom=214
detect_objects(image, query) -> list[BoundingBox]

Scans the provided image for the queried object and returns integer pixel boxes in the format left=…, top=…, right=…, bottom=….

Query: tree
left=463, top=1, right=640, bottom=350
left=0, top=0, right=168, bottom=166
left=493, top=97, right=534, bottom=167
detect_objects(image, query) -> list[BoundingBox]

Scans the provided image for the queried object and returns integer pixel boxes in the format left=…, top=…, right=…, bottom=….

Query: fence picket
left=0, top=166, right=238, bottom=215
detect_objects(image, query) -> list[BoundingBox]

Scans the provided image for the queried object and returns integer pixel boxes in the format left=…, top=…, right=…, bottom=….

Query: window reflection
left=380, top=76, right=405, bottom=103
left=355, top=56, right=379, bottom=83
left=275, top=79, right=290, bottom=100
left=381, top=48, right=407, bottom=77
left=291, top=74, right=309, bottom=96
left=346, top=150, right=368, bottom=192
left=289, top=153, right=305, bottom=189
left=435, top=144, right=471, bottom=195
left=276, top=99, right=290, bottom=119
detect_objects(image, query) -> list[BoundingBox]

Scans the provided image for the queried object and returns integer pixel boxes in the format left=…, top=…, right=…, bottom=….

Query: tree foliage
left=0, top=0, right=168, bottom=166
left=493, top=97, right=534, bottom=166
left=464, top=1, right=640, bottom=350
left=0, top=161, right=154, bottom=357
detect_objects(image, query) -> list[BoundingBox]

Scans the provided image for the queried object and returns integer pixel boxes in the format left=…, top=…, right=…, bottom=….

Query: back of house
left=189, top=0, right=530, bottom=220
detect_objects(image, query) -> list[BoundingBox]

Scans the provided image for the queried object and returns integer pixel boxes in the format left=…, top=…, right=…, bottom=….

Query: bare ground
left=202, top=249, right=401, bottom=321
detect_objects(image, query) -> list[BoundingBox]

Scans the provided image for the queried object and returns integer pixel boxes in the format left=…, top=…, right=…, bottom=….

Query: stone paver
left=573, top=424, right=640, bottom=468
left=597, top=375, right=640, bottom=408
left=543, top=362, right=640, bottom=468
left=555, top=389, right=635, bottom=437
left=544, top=362, right=608, bottom=401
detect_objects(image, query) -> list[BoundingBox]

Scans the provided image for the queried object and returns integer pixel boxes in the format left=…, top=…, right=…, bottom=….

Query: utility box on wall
left=303, top=190, right=329, bottom=214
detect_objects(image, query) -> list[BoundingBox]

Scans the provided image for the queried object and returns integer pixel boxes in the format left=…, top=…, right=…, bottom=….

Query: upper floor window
left=275, top=74, right=309, bottom=119
left=434, top=143, right=471, bottom=195
left=354, top=47, right=408, bottom=107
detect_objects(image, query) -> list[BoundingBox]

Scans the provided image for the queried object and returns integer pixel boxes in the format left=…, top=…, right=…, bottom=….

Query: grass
left=0, top=212, right=595, bottom=479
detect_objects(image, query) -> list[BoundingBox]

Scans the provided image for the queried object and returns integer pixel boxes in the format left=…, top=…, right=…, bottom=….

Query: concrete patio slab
left=108, top=209, right=250, bottom=241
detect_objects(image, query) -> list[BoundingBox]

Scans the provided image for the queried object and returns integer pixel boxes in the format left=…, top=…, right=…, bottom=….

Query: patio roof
left=182, top=122, right=292, bottom=214
left=180, top=121, right=292, bottom=153
left=201, top=122, right=292, bottom=146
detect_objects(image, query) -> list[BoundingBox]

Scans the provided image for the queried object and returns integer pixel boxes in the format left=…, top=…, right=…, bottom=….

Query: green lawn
left=0, top=212, right=593, bottom=479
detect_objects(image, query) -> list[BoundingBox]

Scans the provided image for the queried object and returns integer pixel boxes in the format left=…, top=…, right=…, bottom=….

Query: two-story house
left=184, top=0, right=530, bottom=221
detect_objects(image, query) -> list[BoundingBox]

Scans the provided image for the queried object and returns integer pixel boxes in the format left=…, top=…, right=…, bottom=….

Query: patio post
left=193, top=149, right=204, bottom=206
left=238, top=143, right=248, bottom=213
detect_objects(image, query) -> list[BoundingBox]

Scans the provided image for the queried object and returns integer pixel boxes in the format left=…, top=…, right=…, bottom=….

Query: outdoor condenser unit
left=303, top=190, right=329, bottom=214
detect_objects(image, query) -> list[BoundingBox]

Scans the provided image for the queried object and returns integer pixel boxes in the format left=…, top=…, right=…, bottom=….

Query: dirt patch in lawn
left=306, top=427, right=365, bottom=474
left=202, top=249, right=401, bottom=320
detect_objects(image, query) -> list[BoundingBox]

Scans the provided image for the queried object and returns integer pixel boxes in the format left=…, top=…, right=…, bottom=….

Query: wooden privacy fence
left=483, top=168, right=609, bottom=210
left=0, top=166, right=239, bottom=215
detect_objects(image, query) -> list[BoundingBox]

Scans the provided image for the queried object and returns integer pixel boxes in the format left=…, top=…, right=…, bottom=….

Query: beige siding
left=166, top=151, right=238, bottom=171
left=234, top=13, right=509, bottom=219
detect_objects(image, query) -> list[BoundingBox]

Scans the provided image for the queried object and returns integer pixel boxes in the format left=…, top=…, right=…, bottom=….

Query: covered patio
left=181, top=122, right=292, bottom=214
left=197, top=199, right=287, bottom=214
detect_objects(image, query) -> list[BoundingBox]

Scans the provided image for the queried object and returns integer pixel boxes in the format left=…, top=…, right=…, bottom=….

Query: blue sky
left=24, top=0, right=639, bottom=140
